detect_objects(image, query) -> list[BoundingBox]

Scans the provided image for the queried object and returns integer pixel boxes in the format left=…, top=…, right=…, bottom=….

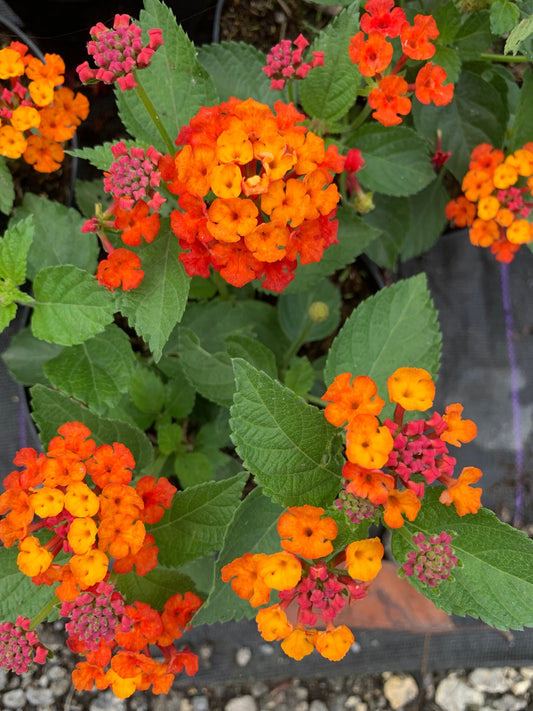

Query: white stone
left=192, top=695, right=209, bottom=711
left=383, top=674, right=418, bottom=710
left=236, top=647, right=252, bottom=667
left=89, top=690, right=127, bottom=711
left=25, top=686, right=54, bottom=707
left=3, top=689, right=26, bottom=709
left=225, top=695, right=257, bottom=711
left=435, top=676, right=484, bottom=711
left=309, top=701, right=329, bottom=711
left=511, top=678, right=530, bottom=696
left=468, top=667, right=513, bottom=693
left=519, top=666, right=533, bottom=679
left=489, top=695, right=527, bottom=711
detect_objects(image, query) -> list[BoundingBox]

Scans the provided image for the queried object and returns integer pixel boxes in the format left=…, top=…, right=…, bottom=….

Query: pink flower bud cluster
left=263, top=34, right=325, bottom=90
left=336, top=480, right=380, bottom=524
left=402, top=531, right=458, bottom=587
left=278, top=561, right=367, bottom=626
left=77, top=14, right=163, bottom=91
left=0, top=616, right=48, bottom=673
left=385, top=413, right=455, bottom=498
left=60, top=581, right=133, bottom=652
left=104, top=141, right=165, bottom=211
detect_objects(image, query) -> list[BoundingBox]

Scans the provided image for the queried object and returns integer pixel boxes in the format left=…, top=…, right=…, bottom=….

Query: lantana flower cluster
left=445, top=142, right=533, bottom=263
left=348, top=0, right=454, bottom=127
left=77, top=14, right=163, bottom=91
left=0, top=421, right=175, bottom=599
left=263, top=34, right=324, bottom=90
left=222, top=505, right=384, bottom=662
left=0, top=42, right=88, bottom=171
left=160, top=97, right=345, bottom=292
left=323, top=367, right=483, bottom=531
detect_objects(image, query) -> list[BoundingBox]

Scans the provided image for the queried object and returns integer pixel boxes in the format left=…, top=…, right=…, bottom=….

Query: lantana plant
left=0, top=0, right=532, bottom=699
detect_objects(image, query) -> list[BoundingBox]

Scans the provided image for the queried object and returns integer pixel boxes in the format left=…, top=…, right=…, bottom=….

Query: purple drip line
left=500, top=262, right=524, bottom=526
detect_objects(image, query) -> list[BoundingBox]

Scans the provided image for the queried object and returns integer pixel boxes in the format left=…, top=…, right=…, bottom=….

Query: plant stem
left=29, top=596, right=60, bottom=631
left=305, top=393, right=326, bottom=407
left=133, top=70, right=175, bottom=154
left=479, top=53, right=530, bottom=63
left=282, top=321, right=315, bottom=370
left=349, top=101, right=372, bottom=133
left=211, top=271, right=230, bottom=299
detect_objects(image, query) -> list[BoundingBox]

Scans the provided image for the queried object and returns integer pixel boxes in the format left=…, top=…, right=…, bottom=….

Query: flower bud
left=308, top=301, right=329, bottom=323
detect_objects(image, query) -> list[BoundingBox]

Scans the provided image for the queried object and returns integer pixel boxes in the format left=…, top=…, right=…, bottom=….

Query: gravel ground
left=3, top=621, right=532, bottom=711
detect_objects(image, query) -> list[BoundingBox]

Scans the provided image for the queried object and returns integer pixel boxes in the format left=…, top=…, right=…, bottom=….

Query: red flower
left=96, top=248, right=144, bottom=291
left=415, top=63, right=454, bottom=106
left=400, top=15, right=439, bottom=60
left=360, top=0, right=407, bottom=38
left=348, top=31, right=393, bottom=77
left=368, top=75, right=411, bottom=127
left=113, top=200, right=160, bottom=247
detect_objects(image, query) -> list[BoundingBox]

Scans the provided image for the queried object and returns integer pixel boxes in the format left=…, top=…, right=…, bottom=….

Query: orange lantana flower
left=315, top=625, right=354, bottom=662
left=439, top=467, right=482, bottom=516
left=345, top=537, right=384, bottom=581
left=387, top=367, right=435, bottom=411
left=256, top=604, right=293, bottom=641
left=257, top=552, right=302, bottom=590
left=348, top=31, right=393, bottom=77
left=345, top=414, right=394, bottom=469
left=281, top=627, right=316, bottom=660
left=221, top=552, right=271, bottom=607
left=23, top=134, right=64, bottom=172
left=445, top=196, right=476, bottom=228
left=322, top=373, right=385, bottom=427
left=383, top=488, right=421, bottom=528
left=342, top=461, right=394, bottom=504
left=441, top=403, right=477, bottom=447
left=96, top=248, right=144, bottom=291
left=277, top=505, right=337, bottom=559
left=415, top=63, right=454, bottom=106
left=368, top=75, right=411, bottom=127
left=400, top=14, right=439, bottom=60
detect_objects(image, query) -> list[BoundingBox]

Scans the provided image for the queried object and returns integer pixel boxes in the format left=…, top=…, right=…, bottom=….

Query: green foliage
left=1, top=326, right=62, bottom=386
left=354, top=124, right=435, bottom=197
left=324, top=274, right=442, bottom=394
left=192, top=487, right=284, bottom=626
left=0, top=548, right=58, bottom=623
left=392, top=488, right=533, bottom=630
left=116, top=0, right=218, bottom=151
left=300, top=3, right=362, bottom=123
left=282, top=207, right=380, bottom=293
left=151, top=473, right=247, bottom=567
left=31, top=384, right=154, bottom=474
left=0, top=157, right=14, bottom=216
left=117, top=221, right=190, bottom=362
left=285, top=357, right=315, bottom=396
left=505, top=14, right=533, bottom=55
left=412, top=70, right=509, bottom=181
left=0, top=216, right=34, bottom=286
left=12, top=194, right=99, bottom=281
left=116, top=566, right=197, bottom=609
left=75, top=179, right=111, bottom=218
left=278, top=279, right=341, bottom=343
left=32, top=266, right=115, bottom=346
left=490, top=0, right=521, bottom=36
left=197, top=42, right=287, bottom=106
left=510, top=69, right=533, bottom=150
left=231, top=359, right=344, bottom=506
left=69, top=140, right=143, bottom=171
left=43, top=325, right=136, bottom=414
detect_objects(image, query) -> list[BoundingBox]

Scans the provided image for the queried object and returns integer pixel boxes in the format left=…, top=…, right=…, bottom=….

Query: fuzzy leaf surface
left=231, top=359, right=343, bottom=506
left=324, top=274, right=442, bottom=393
left=0, top=157, right=14, bottom=216
left=31, top=384, right=154, bottom=473
left=191, top=487, right=284, bottom=626
left=0, top=216, right=33, bottom=285
left=116, top=0, right=218, bottom=151
left=151, top=473, right=247, bottom=567
left=0, top=548, right=58, bottom=623
left=509, top=68, right=533, bottom=150
left=116, top=566, right=197, bottom=608
left=391, top=488, right=533, bottom=630
left=300, top=4, right=361, bottom=123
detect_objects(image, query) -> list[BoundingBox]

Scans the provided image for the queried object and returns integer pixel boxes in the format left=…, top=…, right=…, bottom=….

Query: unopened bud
left=308, top=301, right=329, bottom=323
left=353, top=191, right=375, bottom=215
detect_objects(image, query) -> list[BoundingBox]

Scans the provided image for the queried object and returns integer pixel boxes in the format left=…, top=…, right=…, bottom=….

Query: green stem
left=282, top=320, right=315, bottom=370
left=29, top=595, right=60, bottom=631
left=305, top=393, right=326, bottom=407
left=349, top=101, right=372, bottom=133
left=133, top=70, right=175, bottom=154
left=287, top=81, right=295, bottom=105
left=211, top=271, right=230, bottom=299
left=479, top=53, right=531, bottom=63
left=151, top=453, right=169, bottom=478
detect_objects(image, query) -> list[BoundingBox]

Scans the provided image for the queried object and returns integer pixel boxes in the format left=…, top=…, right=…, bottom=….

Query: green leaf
left=391, top=488, right=533, bottom=630
left=354, top=124, right=435, bottom=197
left=175, top=451, right=214, bottom=488
left=0, top=302, right=16, bottom=331
left=412, top=70, right=508, bottom=182
left=225, top=333, right=277, bottom=379
left=285, top=356, right=315, bottom=396
left=30, top=384, right=154, bottom=474
left=197, top=42, right=287, bottom=106
left=299, top=3, right=361, bottom=123
left=0, top=215, right=34, bottom=285
left=283, top=207, right=380, bottom=293
left=68, top=140, right=143, bottom=171
left=454, top=11, right=493, bottom=59
left=505, top=14, right=533, bottom=55
left=130, top=365, right=166, bottom=414
left=12, top=194, right=99, bottom=281
left=1, top=326, right=62, bottom=386
left=431, top=47, right=462, bottom=84
left=231, top=359, right=343, bottom=506
left=158, top=357, right=196, bottom=419
left=0, top=156, right=14, bottom=216
left=116, top=0, right=218, bottom=151
left=490, top=0, right=521, bottom=36
left=363, top=194, right=411, bottom=270
left=43, top=325, right=136, bottom=414
left=324, top=274, right=442, bottom=394
left=510, top=68, right=533, bottom=150
left=178, top=328, right=234, bottom=407
left=75, top=179, right=111, bottom=218
left=32, top=266, right=115, bottom=346
left=117, top=221, right=190, bottom=362
left=278, top=278, right=341, bottom=343
left=192, top=486, right=284, bottom=626
left=116, top=566, right=197, bottom=608
left=0, top=547, right=58, bottom=623
left=151, top=473, right=247, bottom=567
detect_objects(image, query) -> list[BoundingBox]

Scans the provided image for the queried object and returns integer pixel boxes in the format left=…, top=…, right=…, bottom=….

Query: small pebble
left=3, top=688, right=27, bottom=709
left=225, top=695, right=257, bottom=711
left=309, top=701, right=329, bottom=711
left=192, top=694, right=209, bottom=711
left=469, top=667, right=513, bottom=693
left=236, top=647, right=252, bottom=667
left=435, top=676, right=484, bottom=711
left=25, top=685, right=54, bottom=707
left=383, top=674, right=418, bottom=710
left=89, top=689, right=127, bottom=711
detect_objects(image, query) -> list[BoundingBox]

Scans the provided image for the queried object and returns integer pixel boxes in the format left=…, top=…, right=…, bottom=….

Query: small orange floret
left=315, top=625, right=354, bottom=661
left=277, top=505, right=337, bottom=559
left=256, top=604, right=293, bottom=641
left=441, top=403, right=477, bottom=447
left=257, top=552, right=302, bottom=590
left=281, top=627, right=316, bottom=660
left=400, top=14, right=439, bottom=60
left=345, top=537, right=384, bottom=581
left=387, top=367, right=435, bottom=411
left=342, top=461, right=394, bottom=504
left=86, top=443, right=135, bottom=489
left=221, top=552, right=271, bottom=607
left=135, top=476, right=176, bottom=524
left=445, top=196, right=476, bottom=228
left=383, top=488, right=421, bottom=528
left=348, top=31, right=393, bottom=77
left=322, top=373, right=385, bottom=427
left=345, top=414, right=394, bottom=470
left=368, top=75, right=411, bottom=127
left=439, top=466, right=482, bottom=516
